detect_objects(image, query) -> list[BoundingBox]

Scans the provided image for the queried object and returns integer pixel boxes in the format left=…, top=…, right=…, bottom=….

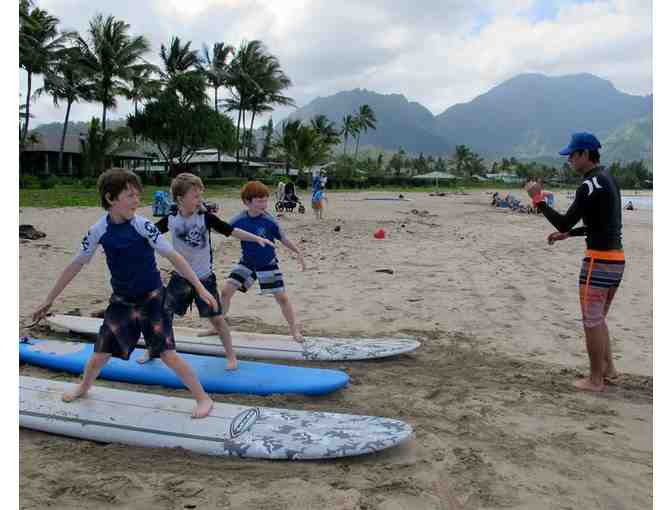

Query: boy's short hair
left=97, top=168, right=143, bottom=209
left=171, top=173, right=204, bottom=202
left=241, top=181, right=270, bottom=202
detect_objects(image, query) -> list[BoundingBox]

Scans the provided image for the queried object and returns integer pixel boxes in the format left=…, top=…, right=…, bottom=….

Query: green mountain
left=286, top=73, right=652, bottom=163
left=288, top=88, right=449, bottom=154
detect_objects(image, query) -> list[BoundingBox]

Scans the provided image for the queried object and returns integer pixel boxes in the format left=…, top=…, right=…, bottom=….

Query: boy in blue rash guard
left=200, top=181, right=306, bottom=342
left=31, top=168, right=218, bottom=418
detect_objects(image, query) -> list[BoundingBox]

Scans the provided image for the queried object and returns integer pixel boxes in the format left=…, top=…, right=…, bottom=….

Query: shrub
left=80, top=177, right=97, bottom=188
left=39, top=176, right=58, bottom=189
left=19, top=175, right=40, bottom=189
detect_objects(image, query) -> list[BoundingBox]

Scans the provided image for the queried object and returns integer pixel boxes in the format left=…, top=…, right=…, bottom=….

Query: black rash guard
left=537, top=166, right=623, bottom=251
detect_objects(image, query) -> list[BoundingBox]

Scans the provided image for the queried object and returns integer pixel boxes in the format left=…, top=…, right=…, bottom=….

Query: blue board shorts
left=95, top=287, right=175, bottom=360
left=227, top=262, right=285, bottom=295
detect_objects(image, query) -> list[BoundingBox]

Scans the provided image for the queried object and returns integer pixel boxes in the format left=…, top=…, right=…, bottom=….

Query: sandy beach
left=19, top=189, right=652, bottom=509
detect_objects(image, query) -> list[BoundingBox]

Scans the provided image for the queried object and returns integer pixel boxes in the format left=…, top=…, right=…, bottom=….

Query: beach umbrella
left=412, top=171, right=457, bottom=189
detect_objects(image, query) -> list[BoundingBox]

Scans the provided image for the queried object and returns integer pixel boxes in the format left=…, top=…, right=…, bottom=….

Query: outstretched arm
left=279, top=236, right=306, bottom=271
left=32, top=260, right=86, bottom=321
left=232, top=228, right=274, bottom=247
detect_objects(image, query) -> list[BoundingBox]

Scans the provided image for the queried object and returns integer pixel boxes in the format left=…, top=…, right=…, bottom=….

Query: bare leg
left=160, top=350, right=213, bottom=419
left=198, top=282, right=236, bottom=338
left=574, top=323, right=607, bottom=392
left=209, top=314, right=238, bottom=370
left=62, top=352, right=111, bottom=402
left=602, top=297, right=619, bottom=381
left=274, top=291, right=303, bottom=343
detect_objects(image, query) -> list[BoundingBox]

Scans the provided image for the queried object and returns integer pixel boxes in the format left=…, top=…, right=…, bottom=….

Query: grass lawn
left=19, top=184, right=241, bottom=208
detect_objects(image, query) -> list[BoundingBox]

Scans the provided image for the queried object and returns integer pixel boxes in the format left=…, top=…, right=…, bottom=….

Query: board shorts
left=311, top=199, right=323, bottom=210
left=95, top=287, right=175, bottom=360
left=579, top=249, right=625, bottom=328
left=165, top=272, right=222, bottom=318
left=227, top=262, right=285, bottom=295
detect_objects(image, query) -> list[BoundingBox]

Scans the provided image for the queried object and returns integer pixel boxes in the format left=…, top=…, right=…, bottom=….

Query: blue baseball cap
left=558, top=132, right=602, bottom=156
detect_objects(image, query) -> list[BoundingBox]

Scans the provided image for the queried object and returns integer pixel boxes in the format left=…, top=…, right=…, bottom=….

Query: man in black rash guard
left=525, top=132, right=625, bottom=392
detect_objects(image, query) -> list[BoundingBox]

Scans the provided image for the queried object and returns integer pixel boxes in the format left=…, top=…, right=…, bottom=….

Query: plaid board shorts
left=579, top=249, right=625, bottom=328
left=165, top=272, right=222, bottom=318
left=96, top=287, right=175, bottom=360
left=227, top=262, right=285, bottom=295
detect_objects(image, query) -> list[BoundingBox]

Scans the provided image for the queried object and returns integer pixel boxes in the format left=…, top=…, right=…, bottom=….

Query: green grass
left=19, top=184, right=241, bottom=208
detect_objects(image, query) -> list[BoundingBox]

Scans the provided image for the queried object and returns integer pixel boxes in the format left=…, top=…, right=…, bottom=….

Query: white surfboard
left=46, top=314, right=420, bottom=361
left=19, top=376, right=413, bottom=460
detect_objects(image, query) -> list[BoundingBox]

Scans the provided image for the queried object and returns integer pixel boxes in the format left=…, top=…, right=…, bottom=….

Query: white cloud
left=20, top=0, right=652, bottom=128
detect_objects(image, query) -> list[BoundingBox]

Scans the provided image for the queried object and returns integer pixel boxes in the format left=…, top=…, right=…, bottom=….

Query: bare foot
left=226, top=358, right=238, bottom=371
left=292, top=331, right=304, bottom=344
left=197, top=328, right=218, bottom=337
left=192, top=397, right=214, bottom=419
left=62, top=385, right=88, bottom=402
left=136, top=352, right=153, bottom=364
left=573, top=377, right=605, bottom=392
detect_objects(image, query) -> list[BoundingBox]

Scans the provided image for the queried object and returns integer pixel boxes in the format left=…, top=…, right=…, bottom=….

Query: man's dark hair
left=97, top=168, right=143, bottom=209
left=587, top=149, right=600, bottom=163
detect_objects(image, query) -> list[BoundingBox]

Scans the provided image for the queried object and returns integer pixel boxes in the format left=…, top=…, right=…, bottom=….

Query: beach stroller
left=152, top=191, right=174, bottom=217
left=275, top=182, right=305, bottom=214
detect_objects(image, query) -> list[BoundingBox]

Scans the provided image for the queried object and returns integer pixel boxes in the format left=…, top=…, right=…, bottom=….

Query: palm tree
left=341, top=114, right=358, bottom=156
left=273, top=119, right=301, bottom=175
left=224, top=40, right=294, bottom=169
left=353, top=104, right=377, bottom=160
left=76, top=14, right=150, bottom=132
left=118, top=65, right=161, bottom=117
left=19, top=3, right=70, bottom=147
left=310, top=115, right=341, bottom=148
left=34, top=46, right=96, bottom=173
left=201, top=42, right=234, bottom=176
left=159, top=36, right=200, bottom=81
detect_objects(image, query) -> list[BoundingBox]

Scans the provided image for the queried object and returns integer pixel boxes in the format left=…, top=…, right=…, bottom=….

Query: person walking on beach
left=525, top=132, right=624, bottom=392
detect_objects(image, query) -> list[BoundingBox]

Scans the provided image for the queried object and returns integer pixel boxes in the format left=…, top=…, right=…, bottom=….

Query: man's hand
left=525, top=181, right=543, bottom=199
left=547, top=231, right=570, bottom=245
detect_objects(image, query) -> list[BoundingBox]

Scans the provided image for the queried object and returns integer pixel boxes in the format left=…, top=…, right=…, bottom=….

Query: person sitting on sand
left=199, top=181, right=306, bottom=343
left=31, top=168, right=217, bottom=418
left=137, top=173, right=274, bottom=370
left=624, top=201, right=635, bottom=211
left=525, top=132, right=624, bottom=392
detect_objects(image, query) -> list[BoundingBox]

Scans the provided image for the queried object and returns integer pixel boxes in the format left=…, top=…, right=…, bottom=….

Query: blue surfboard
left=19, top=338, right=349, bottom=396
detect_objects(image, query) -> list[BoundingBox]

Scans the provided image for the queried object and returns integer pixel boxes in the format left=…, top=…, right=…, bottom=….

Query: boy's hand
left=32, top=301, right=52, bottom=323
left=256, top=236, right=274, bottom=248
left=296, top=253, right=306, bottom=272
left=197, top=288, right=219, bottom=311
